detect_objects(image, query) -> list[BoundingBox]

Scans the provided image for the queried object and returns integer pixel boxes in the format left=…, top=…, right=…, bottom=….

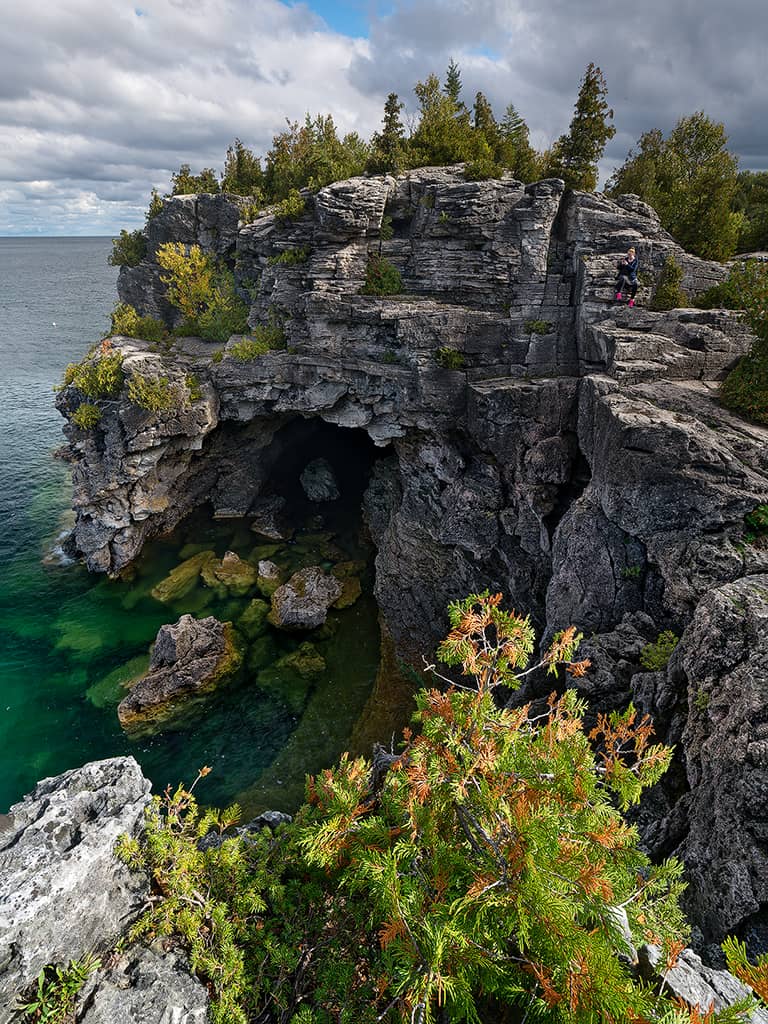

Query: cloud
left=1, top=0, right=767, bottom=234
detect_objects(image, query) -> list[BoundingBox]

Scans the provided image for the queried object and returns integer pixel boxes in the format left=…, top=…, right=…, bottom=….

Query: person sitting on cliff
left=615, top=246, right=639, bottom=307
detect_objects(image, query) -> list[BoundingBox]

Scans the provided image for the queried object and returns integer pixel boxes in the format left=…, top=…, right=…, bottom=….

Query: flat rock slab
left=0, top=758, right=151, bottom=1020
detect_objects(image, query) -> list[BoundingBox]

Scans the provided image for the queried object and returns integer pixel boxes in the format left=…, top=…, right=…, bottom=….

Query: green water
left=0, top=237, right=384, bottom=814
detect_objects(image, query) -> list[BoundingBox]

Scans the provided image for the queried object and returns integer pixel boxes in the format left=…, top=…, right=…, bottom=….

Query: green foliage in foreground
left=649, top=255, right=689, bottom=311
left=108, top=228, right=146, bottom=268
left=117, top=592, right=715, bottom=1024
left=435, top=346, right=466, bottom=369
left=719, top=260, right=768, bottom=425
left=361, top=255, right=403, bottom=296
left=640, top=631, right=680, bottom=671
left=70, top=403, right=102, bottom=430
left=18, top=951, right=100, bottom=1022
left=61, top=349, right=124, bottom=398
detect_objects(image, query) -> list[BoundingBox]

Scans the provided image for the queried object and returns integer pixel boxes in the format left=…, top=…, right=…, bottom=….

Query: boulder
left=300, top=458, right=340, bottom=502
left=78, top=946, right=209, bottom=1024
left=249, top=495, right=294, bottom=541
left=117, top=615, right=243, bottom=727
left=268, top=567, right=343, bottom=630
left=256, top=559, right=283, bottom=598
left=200, top=550, right=258, bottom=597
left=0, top=758, right=151, bottom=1019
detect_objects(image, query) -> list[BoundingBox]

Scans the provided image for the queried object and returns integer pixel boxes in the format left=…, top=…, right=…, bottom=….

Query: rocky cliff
left=56, top=167, right=768, bottom=945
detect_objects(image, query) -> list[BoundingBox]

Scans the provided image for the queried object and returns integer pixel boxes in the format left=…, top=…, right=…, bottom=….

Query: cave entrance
left=249, top=417, right=388, bottom=544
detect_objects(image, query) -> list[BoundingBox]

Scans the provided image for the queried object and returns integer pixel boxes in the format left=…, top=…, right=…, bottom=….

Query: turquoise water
left=0, top=237, right=382, bottom=814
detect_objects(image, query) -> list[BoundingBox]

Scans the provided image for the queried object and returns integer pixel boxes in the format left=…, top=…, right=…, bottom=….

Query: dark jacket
left=616, top=256, right=638, bottom=282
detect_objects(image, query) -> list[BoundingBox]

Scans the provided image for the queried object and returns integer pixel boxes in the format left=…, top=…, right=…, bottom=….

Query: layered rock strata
left=57, top=168, right=768, bottom=942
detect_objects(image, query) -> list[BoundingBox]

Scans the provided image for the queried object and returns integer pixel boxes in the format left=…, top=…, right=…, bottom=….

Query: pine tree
left=221, top=138, right=264, bottom=198
left=169, top=164, right=220, bottom=195
left=409, top=73, right=475, bottom=167
left=368, top=92, right=407, bottom=173
left=444, top=57, right=463, bottom=104
left=498, top=103, right=539, bottom=182
left=545, top=63, right=615, bottom=191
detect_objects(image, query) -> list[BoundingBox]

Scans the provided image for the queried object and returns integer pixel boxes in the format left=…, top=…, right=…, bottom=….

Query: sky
left=1, top=0, right=767, bottom=236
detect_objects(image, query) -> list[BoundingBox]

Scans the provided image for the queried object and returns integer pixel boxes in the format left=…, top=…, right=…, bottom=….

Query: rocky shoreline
left=4, top=167, right=768, bottom=1016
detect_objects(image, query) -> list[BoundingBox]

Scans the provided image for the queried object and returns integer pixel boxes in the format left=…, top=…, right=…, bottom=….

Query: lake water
left=0, top=237, right=384, bottom=814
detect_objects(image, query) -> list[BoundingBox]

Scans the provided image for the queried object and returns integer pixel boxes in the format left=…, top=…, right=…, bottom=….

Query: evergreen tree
left=444, top=57, right=463, bottom=105
left=472, top=91, right=499, bottom=149
left=733, top=170, right=768, bottom=252
left=607, top=112, right=740, bottom=260
left=545, top=63, right=615, bottom=191
left=169, top=164, right=220, bottom=195
left=368, top=92, right=407, bottom=173
left=409, top=73, right=474, bottom=167
left=221, top=138, right=264, bottom=197
left=264, top=113, right=369, bottom=200
left=498, top=103, right=539, bottom=182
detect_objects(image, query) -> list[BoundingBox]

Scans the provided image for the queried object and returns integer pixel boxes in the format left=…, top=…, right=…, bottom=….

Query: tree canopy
left=544, top=63, right=615, bottom=191
left=607, top=112, right=740, bottom=260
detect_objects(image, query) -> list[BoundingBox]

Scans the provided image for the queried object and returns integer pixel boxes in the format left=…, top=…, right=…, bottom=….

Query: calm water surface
left=0, top=237, right=382, bottom=813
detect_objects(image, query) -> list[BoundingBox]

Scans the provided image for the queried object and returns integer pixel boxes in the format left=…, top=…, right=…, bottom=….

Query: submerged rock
left=200, top=550, right=258, bottom=598
left=117, top=614, right=243, bottom=727
left=268, top=566, right=343, bottom=630
left=333, top=575, right=362, bottom=609
left=150, top=549, right=215, bottom=603
left=237, top=596, right=270, bottom=638
left=300, top=458, right=340, bottom=502
left=256, top=558, right=283, bottom=598
left=0, top=758, right=151, bottom=1017
left=249, top=495, right=294, bottom=540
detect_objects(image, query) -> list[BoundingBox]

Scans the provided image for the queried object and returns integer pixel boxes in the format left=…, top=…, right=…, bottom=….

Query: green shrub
left=640, top=630, right=680, bottom=671
left=185, top=374, right=202, bottom=401
left=464, top=157, right=502, bottom=181
left=693, top=275, right=744, bottom=310
left=524, top=318, right=553, bottom=335
left=110, top=302, right=167, bottom=343
left=118, top=594, right=692, bottom=1024
left=146, top=188, right=164, bottom=222
left=62, top=350, right=124, bottom=398
left=745, top=503, right=768, bottom=542
left=70, top=403, right=102, bottom=430
left=380, top=214, right=394, bottom=240
left=719, top=260, right=768, bottom=425
left=157, top=243, right=249, bottom=343
left=267, top=246, right=311, bottom=266
left=360, top=255, right=403, bottom=296
left=239, top=201, right=261, bottom=224
left=649, top=254, right=688, bottom=311
left=127, top=372, right=181, bottom=413
left=620, top=565, right=642, bottom=579
left=274, top=188, right=305, bottom=222
left=17, top=952, right=101, bottom=1022
left=108, top=229, right=146, bottom=268
left=435, top=346, right=466, bottom=369
left=211, top=349, right=224, bottom=364
left=229, top=337, right=271, bottom=361
left=382, top=349, right=398, bottom=364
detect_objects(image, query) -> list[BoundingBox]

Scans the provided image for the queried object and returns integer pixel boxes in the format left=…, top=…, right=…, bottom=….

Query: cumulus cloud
left=1, top=0, right=767, bottom=233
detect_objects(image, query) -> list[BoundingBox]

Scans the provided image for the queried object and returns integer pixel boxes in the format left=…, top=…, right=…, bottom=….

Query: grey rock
left=249, top=494, right=294, bottom=540
left=117, top=615, right=242, bottom=727
left=0, top=758, right=151, bottom=1020
left=639, top=944, right=768, bottom=1021
left=269, top=567, right=343, bottom=630
left=78, top=945, right=208, bottom=1024
left=300, top=457, right=340, bottom=502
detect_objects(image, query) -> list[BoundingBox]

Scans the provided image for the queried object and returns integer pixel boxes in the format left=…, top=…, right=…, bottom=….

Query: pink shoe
left=615, top=292, right=622, bottom=301
left=628, top=298, right=635, bottom=307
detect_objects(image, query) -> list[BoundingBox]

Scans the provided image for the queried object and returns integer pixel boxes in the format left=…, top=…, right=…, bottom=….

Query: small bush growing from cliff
left=70, top=403, right=102, bottom=430
left=360, top=255, right=403, bottom=296
left=267, top=245, right=311, bottom=266
left=157, top=242, right=249, bottom=343
left=640, top=630, right=680, bottom=671
left=649, top=254, right=689, bottom=311
left=238, top=200, right=261, bottom=224
left=61, top=350, right=124, bottom=398
left=464, top=156, right=502, bottom=180
left=108, top=228, right=146, bottom=268
left=435, top=346, right=466, bottom=369
left=185, top=374, right=203, bottom=401
left=524, top=318, right=554, bottom=335
left=17, top=951, right=101, bottom=1022
left=274, top=188, right=306, bottom=222
left=118, top=594, right=695, bottom=1024
left=229, top=337, right=271, bottom=361
left=127, top=372, right=182, bottom=413
left=745, top=504, right=768, bottom=543
left=720, top=260, right=768, bottom=425
left=229, top=319, right=286, bottom=360
left=110, top=302, right=167, bottom=344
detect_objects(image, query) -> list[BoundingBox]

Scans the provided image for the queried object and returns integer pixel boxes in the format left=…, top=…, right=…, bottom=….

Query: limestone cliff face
left=57, top=167, right=768, bottom=941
